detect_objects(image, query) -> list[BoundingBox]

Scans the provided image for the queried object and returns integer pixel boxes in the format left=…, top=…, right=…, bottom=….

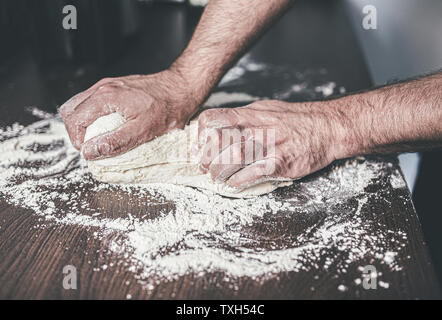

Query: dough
left=84, top=113, right=292, bottom=198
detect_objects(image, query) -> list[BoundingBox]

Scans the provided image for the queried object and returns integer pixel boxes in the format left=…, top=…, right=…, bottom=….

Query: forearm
left=336, top=72, right=442, bottom=158
left=171, top=0, right=293, bottom=112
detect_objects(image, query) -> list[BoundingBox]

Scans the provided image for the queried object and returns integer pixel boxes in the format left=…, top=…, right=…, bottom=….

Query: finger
left=226, top=158, right=278, bottom=189
left=64, top=92, right=116, bottom=149
left=208, top=141, right=244, bottom=182
left=208, top=138, right=263, bottom=182
left=202, top=127, right=256, bottom=178
left=59, top=77, right=121, bottom=118
left=199, top=128, right=223, bottom=173
left=59, top=89, right=95, bottom=119
left=81, top=119, right=144, bottom=160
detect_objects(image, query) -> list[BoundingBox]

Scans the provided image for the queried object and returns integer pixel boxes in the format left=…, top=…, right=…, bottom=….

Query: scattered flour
left=313, top=82, right=346, bottom=98
left=315, top=82, right=336, bottom=97
left=338, top=284, right=348, bottom=292
left=390, top=170, right=407, bottom=189
left=219, top=54, right=267, bottom=86
left=0, top=106, right=407, bottom=290
left=203, top=92, right=262, bottom=108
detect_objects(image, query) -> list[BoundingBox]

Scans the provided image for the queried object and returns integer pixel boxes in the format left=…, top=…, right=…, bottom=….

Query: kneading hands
left=59, top=71, right=199, bottom=160
left=60, top=0, right=442, bottom=191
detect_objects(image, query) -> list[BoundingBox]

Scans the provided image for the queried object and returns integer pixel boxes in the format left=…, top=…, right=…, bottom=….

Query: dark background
left=0, top=0, right=441, bottom=289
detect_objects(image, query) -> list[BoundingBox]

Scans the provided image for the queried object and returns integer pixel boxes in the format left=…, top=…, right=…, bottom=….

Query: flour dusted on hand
left=84, top=113, right=292, bottom=198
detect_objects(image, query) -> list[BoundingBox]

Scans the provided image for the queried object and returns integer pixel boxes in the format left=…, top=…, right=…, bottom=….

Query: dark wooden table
left=0, top=0, right=440, bottom=299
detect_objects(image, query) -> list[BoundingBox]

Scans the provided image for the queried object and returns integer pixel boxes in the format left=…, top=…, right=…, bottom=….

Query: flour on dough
left=84, top=113, right=292, bottom=198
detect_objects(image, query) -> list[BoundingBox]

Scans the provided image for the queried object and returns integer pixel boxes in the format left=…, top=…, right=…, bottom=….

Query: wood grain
left=0, top=1, right=440, bottom=300
left=0, top=153, right=440, bottom=299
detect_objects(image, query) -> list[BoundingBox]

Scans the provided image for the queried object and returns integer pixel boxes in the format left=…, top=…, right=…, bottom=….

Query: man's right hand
left=60, top=0, right=295, bottom=161
left=60, top=70, right=199, bottom=160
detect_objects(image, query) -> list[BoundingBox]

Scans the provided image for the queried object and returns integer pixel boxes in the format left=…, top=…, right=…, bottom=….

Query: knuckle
left=198, top=110, right=213, bottom=123
left=249, top=100, right=276, bottom=109
left=249, top=101, right=265, bottom=108
left=96, top=79, right=123, bottom=92
left=59, top=96, right=79, bottom=116
left=199, top=108, right=234, bottom=128
left=97, top=83, right=116, bottom=92
left=59, top=105, right=69, bottom=118
left=96, top=77, right=112, bottom=85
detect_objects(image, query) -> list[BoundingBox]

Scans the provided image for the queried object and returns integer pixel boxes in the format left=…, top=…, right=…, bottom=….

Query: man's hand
left=198, top=72, right=442, bottom=190
left=197, top=100, right=349, bottom=189
left=60, top=0, right=293, bottom=160
left=60, top=70, right=199, bottom=160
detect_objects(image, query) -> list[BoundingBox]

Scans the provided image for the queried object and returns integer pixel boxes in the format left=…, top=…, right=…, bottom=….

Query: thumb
left=226, top=158, right=278, bottom=189
left=81, top=120, right=142, bottom=160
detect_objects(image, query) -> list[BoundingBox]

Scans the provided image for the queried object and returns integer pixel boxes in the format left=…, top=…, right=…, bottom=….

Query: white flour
left=219, top=54, right=267, bottom=86
left=315, top=82, right=337, bottom=97
left=0, top=105, right=408, bottom=290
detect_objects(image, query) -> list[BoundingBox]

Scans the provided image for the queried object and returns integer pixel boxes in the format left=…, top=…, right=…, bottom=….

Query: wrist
left=169, top=61, right=216, bottom=108
left=322, top=95, right=367, bottom=160
left=146, top=68, right=206, bottom=125
left=169, top=52, right=227, bottom=108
